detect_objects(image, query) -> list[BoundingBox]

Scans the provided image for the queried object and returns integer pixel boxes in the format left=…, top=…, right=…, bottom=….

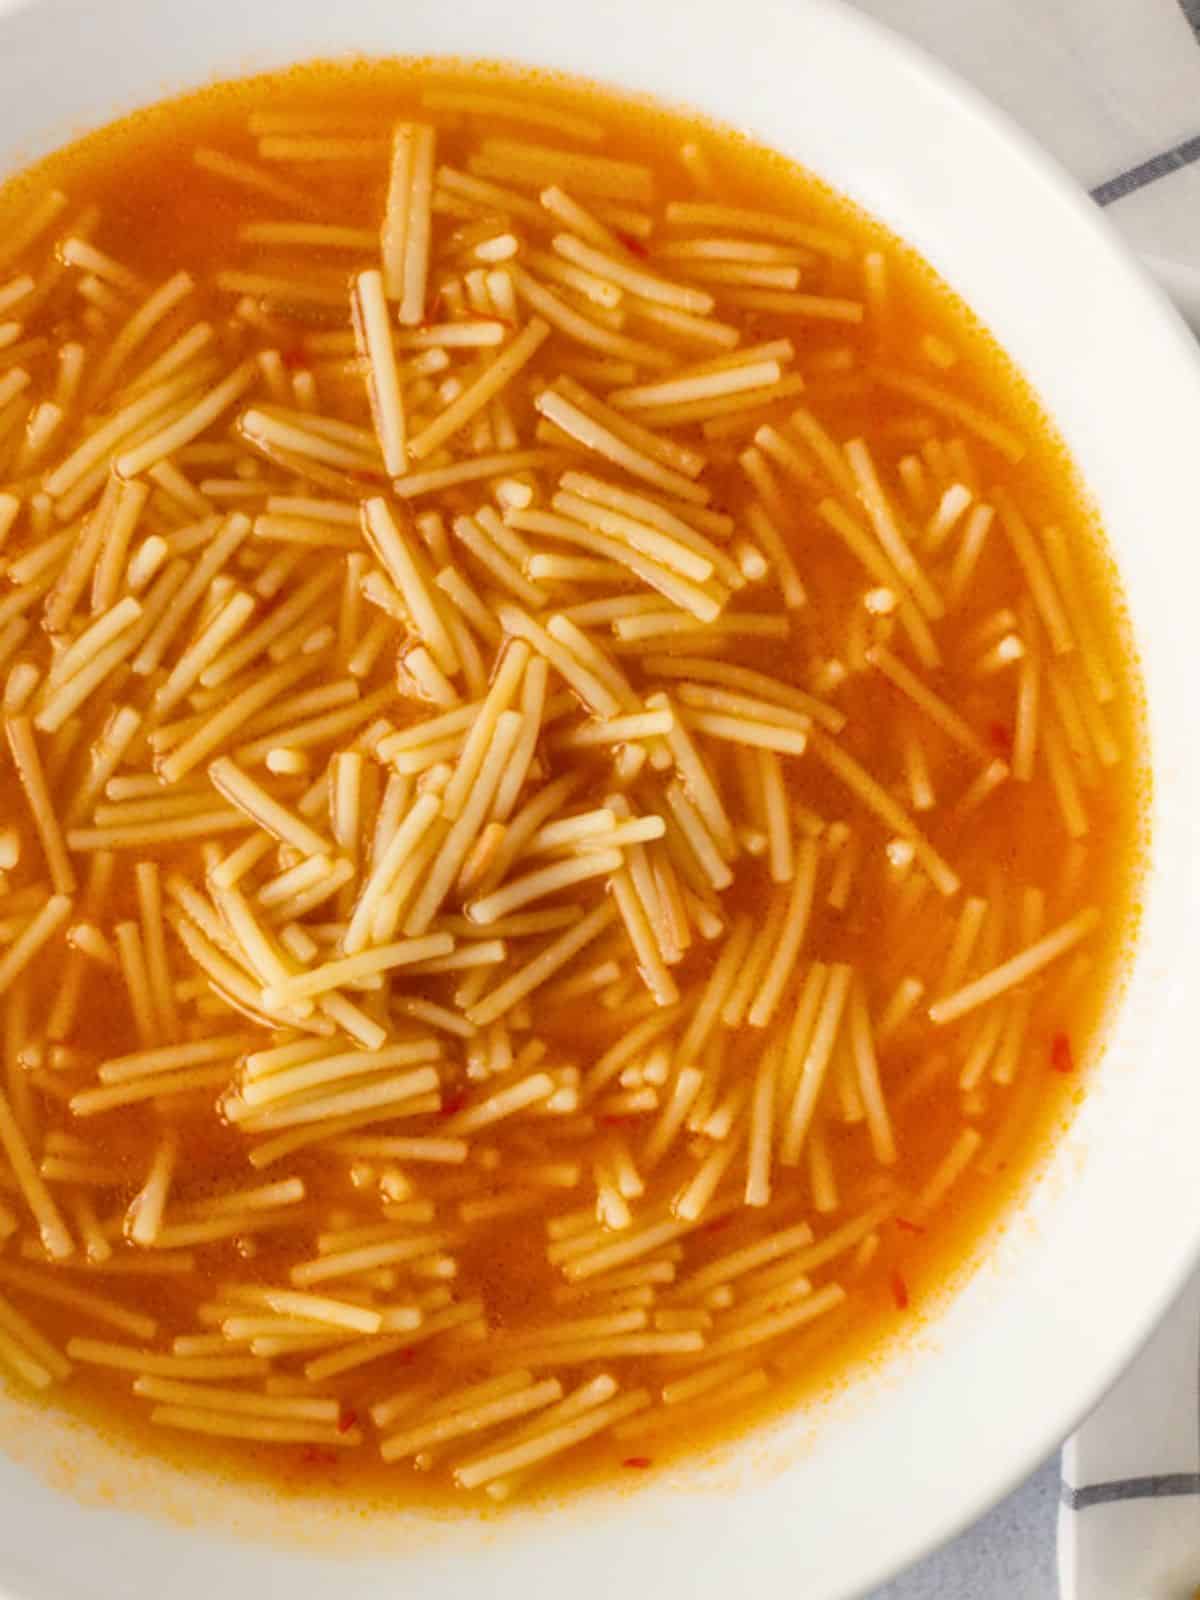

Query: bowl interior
left=1, top=1, right=1200, bottom=1596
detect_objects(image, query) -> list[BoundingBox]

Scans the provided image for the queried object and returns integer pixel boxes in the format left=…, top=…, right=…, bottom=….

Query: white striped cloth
left=1059, top=1272, right=1200, bottom=1597
left=857, top=0, right=1200, bottom=326
left=850, top=3, right=1200, bottom=1594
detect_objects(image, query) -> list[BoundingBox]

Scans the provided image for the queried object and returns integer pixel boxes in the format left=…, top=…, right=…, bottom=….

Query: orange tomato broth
left=0, top=58, right=1144, bottom=1508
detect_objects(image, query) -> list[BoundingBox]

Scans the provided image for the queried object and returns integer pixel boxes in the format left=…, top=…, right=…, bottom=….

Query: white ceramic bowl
left=2, top=0, right=1199, bottom=1594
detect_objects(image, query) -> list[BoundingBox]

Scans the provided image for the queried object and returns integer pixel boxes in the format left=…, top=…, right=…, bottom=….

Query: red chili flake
left=300, top=1446, right=338, bottom=1467
left=889, top=1270, right=909, bottom=1311
left=352, top=469, right=389, bottom=484
left=337, top=1409, right=357, bottom=1434
left=988, top=721, right=1013, bottom=756
left=617, top=231, right=649, bottom=259
left=1050, top=1031, right=1075, bottom=1074
left=622, top=1456, right=653, bottom=1470
left=894, top=1216, right=926, bottom=1236
left=440, top=1091, right=467, bottom=1117
left=398, top=1348, right=417, bottom=1366
left=702, top=1216, right=733, bottom=1235
left=280, top=346, right=307, bottom=371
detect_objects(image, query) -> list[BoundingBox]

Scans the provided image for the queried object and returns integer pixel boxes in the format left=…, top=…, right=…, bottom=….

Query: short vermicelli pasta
left=0, top=60, right=1142, bottom=1504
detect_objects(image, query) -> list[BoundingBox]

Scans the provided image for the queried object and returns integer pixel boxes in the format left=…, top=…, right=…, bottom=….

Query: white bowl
left=2, top=0, right=1199, bottom=1594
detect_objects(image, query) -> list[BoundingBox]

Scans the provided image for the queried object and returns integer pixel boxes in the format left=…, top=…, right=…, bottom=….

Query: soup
left=0, top=60, right=1142, bottom=1507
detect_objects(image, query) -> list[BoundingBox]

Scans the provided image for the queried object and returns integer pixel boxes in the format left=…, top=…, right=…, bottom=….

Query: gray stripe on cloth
left=1061, top=1473, right=1200, bottom=1511
left=1091, top=135, right=1200, bottom=205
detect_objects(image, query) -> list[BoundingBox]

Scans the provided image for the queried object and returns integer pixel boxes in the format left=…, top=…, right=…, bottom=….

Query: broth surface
left=0, top=59, right=1143, bottom=1507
